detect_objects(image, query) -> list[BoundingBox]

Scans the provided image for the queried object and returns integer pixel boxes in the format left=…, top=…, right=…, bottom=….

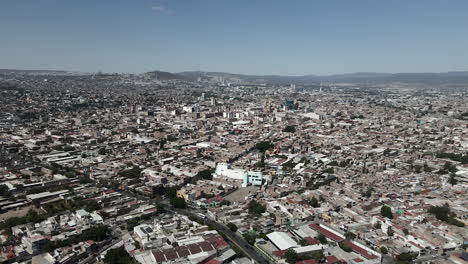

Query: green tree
left=363, top=188, right=373, bottom=198
left=428, top=205, right=465, bottom=227
left=387, top=226, right=394, bottom=236
left=396, top=252, right=417, bottom=264
left=311, top=250, right=325, bottom=262
left=374, top=221, right=381, bottom=229
left=423, top=162, right=433, bottom=172
left=171, top=197, right=187, bottom=209
left=227, top=222, right=238, bottom=232
left=248, top=200, right=266, bottom=216
left=156, top=203, right=165, bottom=213
left=339, top=241, right=352, bottom=252
left=165, top=186, right=178, bottom=199
left=119, top=166, right=142, bottom=179
left=381, top=205, right=393, bottom=219
left=428, top=205, right=450, bottom=221
left=299, top=239, right=309, bottom=246
left=220, top=200, right=231, bottom=206
left=255, top=141, right=273, bottom=153
left=308, top=197, right=320, bottom=208
left=345, top=232, right=356, bottom=240
left=98, top=148, right=106, bottom=155
left=284, top=249, right=299, bottom=264
left=0, top=184, right=9, bottom=196
left=317, top=233, right=327, bottom=244
left=81, top=225, right=109, bottom=241
left=103, top=246, right=136, bottom=264
left=449, top=173, right=458, bottom=185
left=380, top=246, right=388, bottom=254
left=403, top=228, right=409, bottom=236
left=256, top=141, right=273, bottom=167
left=242, top=232, right=257, bottom=245
left=283, top=126, right=296, bottom=133
left=196, top=169, right=214, bottom=181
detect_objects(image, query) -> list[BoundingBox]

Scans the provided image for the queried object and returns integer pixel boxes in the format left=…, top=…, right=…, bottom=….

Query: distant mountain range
left=2, top=69, right=468, bottom=85
left=175, top=71, right=468, bottom=85
left=145, top=71, right=189, bottom=81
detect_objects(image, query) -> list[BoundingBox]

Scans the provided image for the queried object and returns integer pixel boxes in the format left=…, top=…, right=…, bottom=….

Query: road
left=173, top=208, right=270, bottom=264
left=206, top=218, right=271, bottom=264
left=414, top=249, right=465, bottom=263
left=115, top=189, right=271, bottom=263
left=78, top=238, right=122, bottom=264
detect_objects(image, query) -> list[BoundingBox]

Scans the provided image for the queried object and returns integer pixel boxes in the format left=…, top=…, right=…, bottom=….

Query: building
left=214, top=163, right=263, bottom=187
left=266, top=231, right=299, bottom=251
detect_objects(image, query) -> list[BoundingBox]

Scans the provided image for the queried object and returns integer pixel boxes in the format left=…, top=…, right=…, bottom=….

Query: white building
left=214, top=163, right=264, bottom=187
left=134, top=224, right=167, bottom=248
left=266, top=231, right=299, bottom=250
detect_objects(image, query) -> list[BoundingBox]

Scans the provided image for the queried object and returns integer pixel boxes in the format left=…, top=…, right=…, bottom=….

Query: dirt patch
left=224, top=186, right=259, bottom=203
left=0, top=205, right=37, bottom=221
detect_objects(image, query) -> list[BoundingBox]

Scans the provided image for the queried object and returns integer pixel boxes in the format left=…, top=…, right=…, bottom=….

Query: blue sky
left=1, top=0, right=467, bottom=75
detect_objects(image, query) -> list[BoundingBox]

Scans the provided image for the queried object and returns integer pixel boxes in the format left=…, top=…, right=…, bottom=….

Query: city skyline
left=1, top=0, right=468, bottom=75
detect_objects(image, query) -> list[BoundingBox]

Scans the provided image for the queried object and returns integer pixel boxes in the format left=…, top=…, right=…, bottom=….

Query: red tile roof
left=325, top=256, right=340, bottom=263
left=272, top=249, right=288, bottom=257
left=200, top=241, right=215, bottom=252
left=187, top=244, right=202, bottom=254
left=295, top=256, right=341, bottom=264
left=296, top=259, right=318, bottom=264
left=152, top=240, right=218, bottom=262
left=162, top=248, right=178, bottom=260
left=205, top=259, right=221, bottom=264
left=153, top=251, right=166, bottom=262
left=176, top=247, right=190, bottom=258
left=342, top=240, right=378, bottom=260
left=207, top=235, right=229, bottom=249
left=304, top=237, right=320, bottom=245
left=309, top=224, right=344, bottom=242
left=207, top=195, right=224, bottom=203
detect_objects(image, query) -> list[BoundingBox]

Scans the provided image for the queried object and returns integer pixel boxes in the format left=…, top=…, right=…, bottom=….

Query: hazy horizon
left=1, top=0, right=468, bottom=75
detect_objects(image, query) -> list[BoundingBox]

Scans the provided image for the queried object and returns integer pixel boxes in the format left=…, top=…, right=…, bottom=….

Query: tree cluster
left=282, top=125, right=296, bottom=133
left=45, top=225, right=109, bottom=252
left=242, top=231, right=258, bottom=245
left=380, top=205, right=393, bottom=219
left=170, top=197, right=187, bottom=209
left=247, top=200, right=266, bottom=216
left=428, top=205, right=464, bottom=227
left=284, top=249, right=324, bottom=264
left=195, top=168, right=214, bottom=181
left=0, top=184, right=10, bottom=197
left=119, top=166, right=142, bottom=179
left=436, top=152, right=468, bottom=164
left=103, top=246, right=137, bottom=264
left=0, top=209, right=46, bottom=231
left=344, top=232, right=356, bottom=240
left=308, top=197, right=320, bottom=208
left=437, top=161, right=458, bottom=174
left=317, top=233, right=327, bottom=244
left=338, top=241, right=353, bottom=252
left=396, top=252, right=417, bottom=264
left=227, top=222, right=238, bottom=232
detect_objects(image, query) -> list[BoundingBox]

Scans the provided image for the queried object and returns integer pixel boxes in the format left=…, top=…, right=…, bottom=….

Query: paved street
left=173, top=208, right=270, bottom=264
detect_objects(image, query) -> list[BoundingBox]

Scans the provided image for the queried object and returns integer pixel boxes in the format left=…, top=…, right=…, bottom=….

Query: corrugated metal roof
left=267, top=231, right=298, bottom=250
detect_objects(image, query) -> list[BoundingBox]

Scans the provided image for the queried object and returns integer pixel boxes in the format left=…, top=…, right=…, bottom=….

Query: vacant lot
left=0, top=205, right=36, bottom=221
left=224, top=186, right=259, bottom=203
